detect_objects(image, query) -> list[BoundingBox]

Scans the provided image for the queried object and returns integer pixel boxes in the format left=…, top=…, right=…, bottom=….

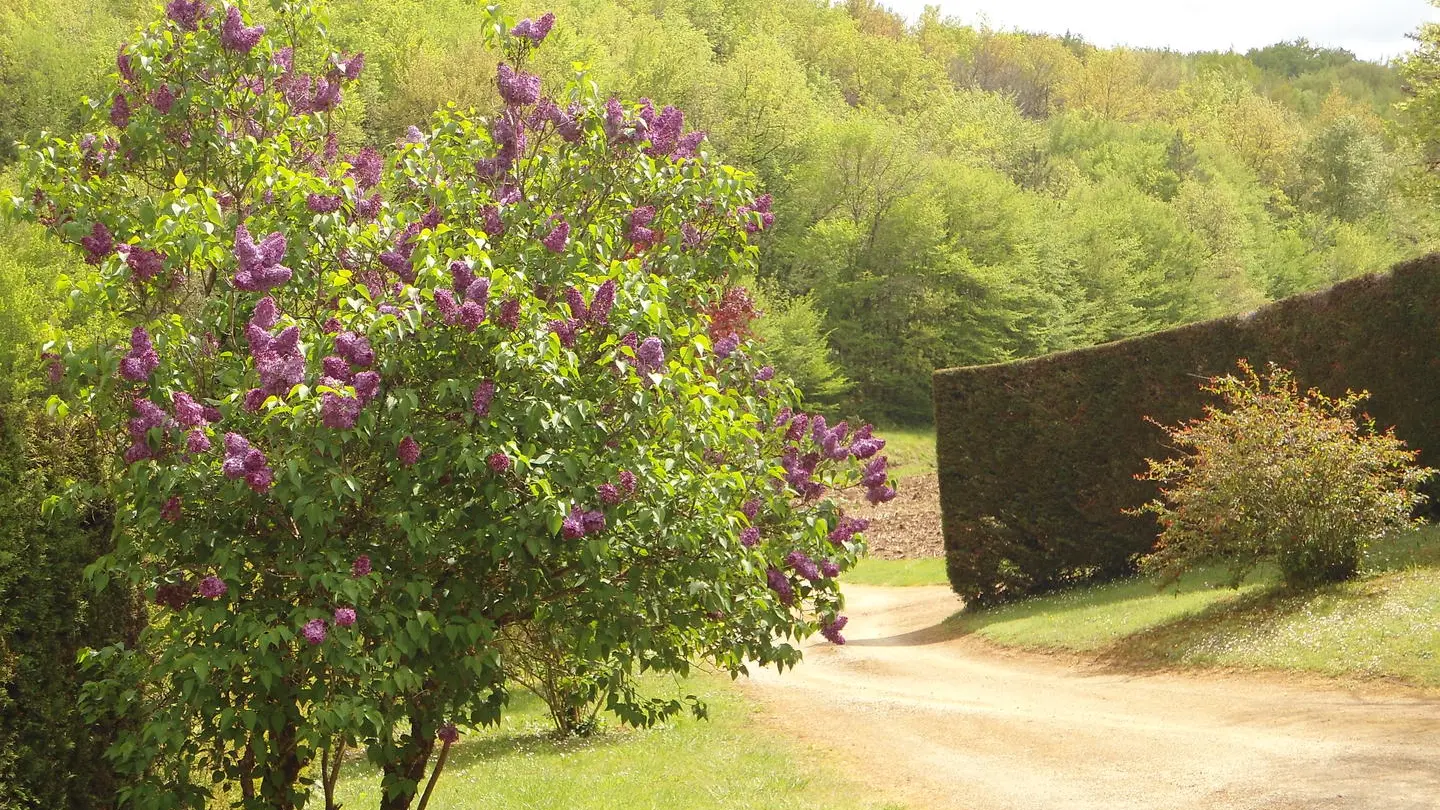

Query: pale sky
left=883, top=0, right=1440, bottom=63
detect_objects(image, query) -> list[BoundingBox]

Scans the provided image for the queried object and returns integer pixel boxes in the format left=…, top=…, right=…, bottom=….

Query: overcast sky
left=882, top=0, right=1440, bottom=63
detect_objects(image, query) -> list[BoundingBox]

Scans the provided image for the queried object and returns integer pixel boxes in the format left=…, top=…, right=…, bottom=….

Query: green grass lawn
left=846, top=556, right=947, bottom=587
left=951, top=528, right=1440, bottom=686
left=874, top=426, right=935, bottom=480
left=330, top=673, right=904, bottom=810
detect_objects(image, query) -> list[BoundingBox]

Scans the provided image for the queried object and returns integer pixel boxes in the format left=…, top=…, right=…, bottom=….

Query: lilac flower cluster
left=125, top=397, right=171, bottom=463
left=379, top=222, right=421, bottom=283
left=765, top=566, right=794, bottom=605
left=737, top=194, right=775, bottom=233
left=487, top=451, right=511, bottom=472
left=598, top=470, right=637, bottom=504
left=198, top=575, right=227, bottom=599
left=626, top=207, right=660, bottom=249
left=636, top=336, right=664, bottom=375
left=219, top=6, right=264, bottom=54
left=434, top=262, right=491, bottom=331
left=346, top=147, right=383, bottom=190
left=821, top=616, right=848, bottom=645
left=151, top=84, right=176, bottom=114
left=561, top=505, right=606, bottom=539
left=779, top=447, right=824, bottom=501
left=302, top=618, right=328, bottom=645
left=306, top=193, right=343, bottom=213
left=352, top=555, right=372, bottom=577
left=542, top=218, right=570, bottom=253
left=334, top=607, right=357, bottom=627
left=784, top=550, right=822, bottom=582
left=119, top=326, right=160, bottom=382
left=165, top=0, right=207, bottom=31
left=496, top=296, right=522, bottom=330
left=472, top=379, right=496, bottom=417
left=233, top=225, right=292, bottom=292
left=827, top=515, right=870, bottom=545
left=546, top=318, right=579, bottom=348
left=755, top=366, right=775, bottom=382
left=437, top=723, right=461, bottom=744
left=110, top=94, right=131, bottom=129
left=497, top=63, right=541, bottom=106
left=119, top=245, right=166, bottom=282
left=510, top=12, right=555, bottom=43
left=739, top=527, right=760, bottom=548
left=161, top=496, right=182, bottom=522
left=317, top=330, right=378, bottom=428
left=244, top=298, right=305, bottom=407
left=81, top=222, right=114, bottom=265
left=397, top=435, right=420, bottom=466
left=713, top=334, right=739, bottom=359
left=742, top=498, right=761, bottom=519
left=636, top=102, right=705, bottom=159
left=222, top=432, right=274, bottom=492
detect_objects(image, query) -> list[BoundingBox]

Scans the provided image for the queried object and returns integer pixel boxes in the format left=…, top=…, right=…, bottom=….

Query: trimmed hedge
left=934, top=254, right=1440, bottom=606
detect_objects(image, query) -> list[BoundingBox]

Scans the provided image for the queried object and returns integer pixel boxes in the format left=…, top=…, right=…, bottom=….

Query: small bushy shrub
left=1135, top=360, right=1433, bottom=588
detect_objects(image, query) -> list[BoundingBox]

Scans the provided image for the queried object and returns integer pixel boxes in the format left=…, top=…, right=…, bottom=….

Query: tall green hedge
left=0, top=217, right=141, bottom=808
left=934, top=254, right=1440, bottom=605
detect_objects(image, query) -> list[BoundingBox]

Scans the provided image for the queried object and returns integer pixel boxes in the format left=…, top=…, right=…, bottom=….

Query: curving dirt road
left=741, top=585, right=1440, bottom=810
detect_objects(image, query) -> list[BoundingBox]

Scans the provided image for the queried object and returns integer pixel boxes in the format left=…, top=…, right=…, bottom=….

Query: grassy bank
left=330, top=673, right=903, bottom=810
left=875, top=426, right=935, bottom=481
left=950, top=528, right=1440, bottom=686
left=846, top=557, right=946, bottom=587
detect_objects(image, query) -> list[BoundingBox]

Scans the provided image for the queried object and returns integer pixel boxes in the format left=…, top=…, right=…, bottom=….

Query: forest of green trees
left=4, top=0, right=1440, bottom=423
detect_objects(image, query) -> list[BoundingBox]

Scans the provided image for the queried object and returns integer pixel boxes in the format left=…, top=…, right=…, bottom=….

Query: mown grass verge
left=330, top=672, right=903, bottom=810
left=846, top=557, right=947, bottom=587
left=949, top=527, right=1440, bottom=686
left=874, top=426, right=935, bottom=480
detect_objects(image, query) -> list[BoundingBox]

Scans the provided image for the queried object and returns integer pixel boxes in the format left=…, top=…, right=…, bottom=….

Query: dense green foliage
left=2, top=1, right=1438, bottom=422
left=934, top=255, right=1440, bottom=606
left=0, top=216, right=143, bottom=809
left=1135, top=361, right=1431, bottom=588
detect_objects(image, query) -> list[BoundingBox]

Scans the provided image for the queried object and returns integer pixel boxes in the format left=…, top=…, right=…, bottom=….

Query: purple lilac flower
left=785, top=550, right=821, bottom=582
left=565, top=286, right=588, bottom=321
left=755, top=366, right=775, bottom=382
left=233, top=225, right=292, bottom=292
left=161, top=496, right=182, bottom=522
left=548, top=319, right=578, bottom=349
left=714, top=335, right=739, bottom=359
left=119, top=326, right=160, bottom=382
left=172, top=392, right=206, bottom=427
left=251, top=296, right=280, bottom=329
left=333, top=607, right=357, bottom=627
left=243, top=388, right=268, bottom=412
left=434, top=289, right=459, bottom=323
left=785, top=413, right=809, bottom=443
left=302, top=618, right=328, bottom=645
left=152, top=85, right=175, bottom=114
left=334, top=332, right=374, bottom=367
left=110, top=94, right=131, bottom=128
left=464, top=278, right=490, bottom=310
left=742, top=498, right=761, bottom=519
left=510, top=12, right=555, bottom=43
left=618, top=470, right=637, bottom=494
left=397, top=436, right=420, bottom=466
left=352, top=555, right=372, bottom=577
left=766, top=566, right=794, bottom=605
left=487, top=452, right=511, bottom=472
left=458, top=301, right=485, bottom=331
left=335, top=52, right=365, bottom=81
left=126, top=247, right=166, bottom=282
left=437, top=724, right=460, bottom=744
left=644, top=106, right=684, bottom=157
left=861, top=456, right=888, bottom=488
left=352, top=371, right=380, bottom=405
left=321, top=355, right=352, bottom=383
left=588, top=280, right=616, bottom=326
left=166, top=0, right=207, bottom=30
left=473, top=380, right=495, bottom=417
left=541, top=219, right=570, bottom=253
left=636, top=337, right=664, bottom=375
left=674, top=130, right=706, bottom=158
left=187, top=428, right=211, bottom=453
left=355, top=192, right=383, bottom=220
left=820, top=560, right=841, bottom=578
left=496, top=63, right=541, bottom=105
left=582, top=510, right=606, bottom=535
left=117, top=46, right=135, bottom=84
left=219, top=6, right=265, bottom=54
left=773, top=407, right=792, bottom=427
left=347, top=148, right=383, bottom=190
left=81, top=222, right=114, bottom=265
left=866, top=485, right=897, bottom=504
left=828, top=516, right=870, bottom=545
left=598, top=483, right=621, bottom=505
left=681, top=223, right=703, bottom=249
left=821, top=616, right=848, bottom=645
left=740, top=527, right=760, bottom=548
left=449, top=262, right=476, bottom=296
left=561, top=507, right=584, bottom=539
left=321, top=392, right=361, bottom=429
left=307, top=193, right=343, bottom=213
left=480, top=206, right=504, bottom=236
left=496, top=297, right=521, bottom=330
left=198, top=576, right=227, bottom=599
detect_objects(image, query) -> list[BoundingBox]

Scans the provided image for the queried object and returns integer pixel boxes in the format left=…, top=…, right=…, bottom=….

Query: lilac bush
left=7, top=2, right=893, bottom=808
